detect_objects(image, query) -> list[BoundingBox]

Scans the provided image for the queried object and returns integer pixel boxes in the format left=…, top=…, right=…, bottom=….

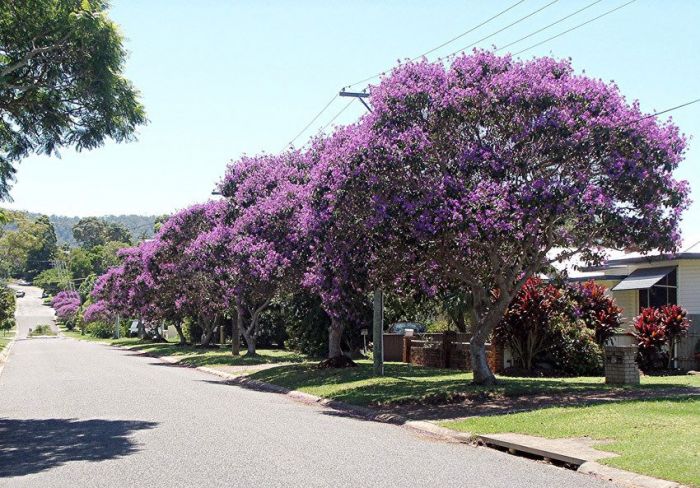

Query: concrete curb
left=99, top=341, right=686, bottom=488
left=579, top=462, right=686, bottom=488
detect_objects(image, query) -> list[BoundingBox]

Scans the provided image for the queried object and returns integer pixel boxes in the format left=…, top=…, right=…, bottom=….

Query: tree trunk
left=241, top=328, right=256, bottom=356
left=470, top=336, right=495, bottom=385
left=174, top=323, right=187, bottom=345
left=231, top=315, right=240, bottom=356
left=199, top=318, right=215, bottom=346
left=328, top=317, right=344, bottom=358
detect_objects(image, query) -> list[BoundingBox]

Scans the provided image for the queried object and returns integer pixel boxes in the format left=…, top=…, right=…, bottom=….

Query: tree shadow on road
left=0, top=418, right=158, bottom=477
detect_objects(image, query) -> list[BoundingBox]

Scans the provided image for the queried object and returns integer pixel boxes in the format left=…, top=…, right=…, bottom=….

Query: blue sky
left=6, top=0, right=700, bottom=237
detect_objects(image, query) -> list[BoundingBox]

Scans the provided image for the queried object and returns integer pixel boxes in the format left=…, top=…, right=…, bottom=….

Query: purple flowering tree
left=147, top=201, right=230, bottom=346
left=302, top=125, right=376, bottom=362
left=194, top=151, right=310, bottom=355
left=347, top=51, right=688, bottom=384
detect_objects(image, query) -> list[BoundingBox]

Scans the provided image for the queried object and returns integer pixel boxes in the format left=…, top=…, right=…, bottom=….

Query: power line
left=623, top=98, right=700, bottom=126
left=344, top=0, right=527, bottom=90
left=284, top=94, right=337, bottom=150
left=441, top=0, right=560, bottom=60
left=496, top=0, right=602, bottom=52
left=513, top=0, right=637, bottom=56
left=321, top=98, right=356, bottom=133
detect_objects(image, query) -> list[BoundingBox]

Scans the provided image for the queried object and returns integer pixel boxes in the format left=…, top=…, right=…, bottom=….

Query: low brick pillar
left=604, top=345, right=640, bottom=385
left=492, top=342, right=505, bottom=373
left=402, top=335, right=412, bottom=363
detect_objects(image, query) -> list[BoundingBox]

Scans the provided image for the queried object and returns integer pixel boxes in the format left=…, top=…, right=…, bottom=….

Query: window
left=638, top=268, right=677, bottom=311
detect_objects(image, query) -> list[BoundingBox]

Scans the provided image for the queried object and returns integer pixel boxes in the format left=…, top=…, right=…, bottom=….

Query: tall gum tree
left=351, top=51, right=688, bottom=385
left=0, top=0, right=146, bottom=199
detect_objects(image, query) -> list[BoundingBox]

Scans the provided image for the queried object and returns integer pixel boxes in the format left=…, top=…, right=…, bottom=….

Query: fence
left=677, top=314, right=700, bottom=370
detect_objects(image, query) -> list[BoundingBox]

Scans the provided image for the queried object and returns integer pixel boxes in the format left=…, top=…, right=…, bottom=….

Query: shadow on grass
left=117, top=341, right=309, bottom=368
left=247, top=362, right=700, bottom=410
left=0, top=418, right=157, bottom=477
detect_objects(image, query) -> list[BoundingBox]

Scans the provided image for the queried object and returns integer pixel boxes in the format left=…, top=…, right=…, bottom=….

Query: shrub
left=29, top=324, right=55, bottom=336
left=546, top=321, right=603, bottom=376
left=634, top=305, right=690, bottom=371
left=0, top=318, right=14, bottom=335
left=495, top=277, right=617, bottom=375
left=256, top=302, right=289, bottom=348
left=494, top=277, right=568, bottom=371
left=87, top=321, right=113, bottom=339
left=568, top=280, right=622, bottom=344
left=282, top=292, right=330, bottom=357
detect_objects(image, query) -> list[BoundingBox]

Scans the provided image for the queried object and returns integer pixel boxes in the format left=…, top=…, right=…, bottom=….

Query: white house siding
left=678, top=260, right=700, bottom=313
left=614, top=289, right=638, bottom=323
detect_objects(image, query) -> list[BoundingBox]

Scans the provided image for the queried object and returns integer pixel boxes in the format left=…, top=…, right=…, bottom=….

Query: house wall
left=614, top=290, right=637, bottom=324
left=678, top=260, right=700, bottom=313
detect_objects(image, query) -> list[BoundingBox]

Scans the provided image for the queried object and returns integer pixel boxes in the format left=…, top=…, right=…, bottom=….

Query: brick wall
left=408, top=335, right=499, bottom=372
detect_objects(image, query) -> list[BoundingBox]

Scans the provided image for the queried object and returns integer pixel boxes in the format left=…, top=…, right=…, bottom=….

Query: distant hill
left=20, top=212, right=158, bottom=247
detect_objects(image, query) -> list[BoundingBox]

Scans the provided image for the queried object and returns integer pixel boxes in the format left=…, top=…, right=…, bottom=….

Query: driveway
left=0, top=298, right=613, bottom=487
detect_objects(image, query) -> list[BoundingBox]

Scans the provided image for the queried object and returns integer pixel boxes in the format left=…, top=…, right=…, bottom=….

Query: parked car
left=387, top=322, right=426, bottom=335
left=15, top=290, right=26, bottom=298
left=41, top=290, right=50, bottom=299
left=16, top=279, right=29, bottom=286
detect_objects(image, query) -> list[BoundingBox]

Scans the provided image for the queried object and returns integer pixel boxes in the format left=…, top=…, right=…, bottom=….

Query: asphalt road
left=7, top=285, right=56, bottom=338
left=0, top=291, right=612, bottom=487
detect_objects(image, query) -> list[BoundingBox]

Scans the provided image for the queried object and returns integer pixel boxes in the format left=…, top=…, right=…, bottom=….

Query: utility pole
left=373, top=289, right=384, bottom=376
left=340, top=89, right=384, bottom=376
left=339, top=90, right=372, bottom=112
left=114, top=314, right=120, bottom=339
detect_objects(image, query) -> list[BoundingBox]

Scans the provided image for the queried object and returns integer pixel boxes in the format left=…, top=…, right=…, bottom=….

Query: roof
left=611, top=266, right=675, bottom=291
left=579, top=238, right=700, bottom=272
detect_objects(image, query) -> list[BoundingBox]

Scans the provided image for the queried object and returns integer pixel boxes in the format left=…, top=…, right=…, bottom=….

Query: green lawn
left=0, top=325, right=16, bottom=353
left=248, top=361, right=700, bottom=406
left=441, top=397, right=700, bottom=487
left=60, top=327, right=309, bottom=368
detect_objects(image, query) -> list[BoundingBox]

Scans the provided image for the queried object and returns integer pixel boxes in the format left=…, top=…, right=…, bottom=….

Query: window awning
left=611, top=266, right=675, bottom=291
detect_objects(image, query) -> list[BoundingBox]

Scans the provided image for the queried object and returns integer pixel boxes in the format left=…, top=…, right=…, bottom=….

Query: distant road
left=7, top=285, right=56, bottom=339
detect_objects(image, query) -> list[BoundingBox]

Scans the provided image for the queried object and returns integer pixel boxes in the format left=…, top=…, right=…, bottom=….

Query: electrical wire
left=343, top=0, right=527, bottom=89
left=321, top=98, right=356, bottom=133
left=496, top=0, right=602, bottom=52
left=440, top=0, right=560, bottom=60
left=284, top=94, right=338, bottom=149
left=512, top=0, right=637, bottom=55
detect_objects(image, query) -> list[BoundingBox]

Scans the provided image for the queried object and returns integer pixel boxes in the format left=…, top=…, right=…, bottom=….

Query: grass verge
left=60, top=326, right=309, bottom=368
left=441, top=396, right=699, bottom=487
left=0, top=325, right=16, bottom=354
left=248, top=361, right=700, bottom=407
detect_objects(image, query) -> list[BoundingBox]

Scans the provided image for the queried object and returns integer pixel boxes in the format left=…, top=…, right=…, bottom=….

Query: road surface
left=7, top=285, right=56, bottom=338
left=0, top=290, right=612, bottom=487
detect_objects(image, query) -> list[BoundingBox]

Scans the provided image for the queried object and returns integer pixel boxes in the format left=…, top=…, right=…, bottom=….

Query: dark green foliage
left=546, top=322, right=603, bottom=376
left=73, top=217, right=132, bottom=249
left=33, top=267, right=71, bottom=294
left=0, top=0, right=147, bottom=199
left=0, top=285, right=16, bottom=330
left=256, top=302, right=288, bottom=348
left=282, top=292, right=331, bottom=357
left=495, top=277, right=620, bottom=376
left=86, top=320, right=112, bottom=338
left=23, top=216, right=57, bottom=279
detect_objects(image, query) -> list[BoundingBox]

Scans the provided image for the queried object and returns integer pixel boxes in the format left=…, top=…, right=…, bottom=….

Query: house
left=569, top=240, right=700, bottom=370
